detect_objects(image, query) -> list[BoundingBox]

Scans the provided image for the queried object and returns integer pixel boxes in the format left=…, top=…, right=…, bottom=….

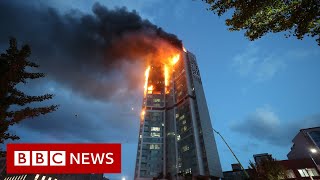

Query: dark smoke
left=0, top=1, right=182, bottom=101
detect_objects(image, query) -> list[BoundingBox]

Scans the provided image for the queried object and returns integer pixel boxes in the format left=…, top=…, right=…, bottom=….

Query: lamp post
left=212, top=128, right=250, bottom=179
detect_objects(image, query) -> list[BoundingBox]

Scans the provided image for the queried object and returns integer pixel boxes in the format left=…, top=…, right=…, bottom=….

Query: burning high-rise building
left=134, top=49, right=223, bottom=179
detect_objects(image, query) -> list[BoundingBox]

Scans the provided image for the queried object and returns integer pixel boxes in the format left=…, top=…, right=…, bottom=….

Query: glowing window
left=151, top=127, right=160, bottom=131
left=151, top=132, right=160, bottom=137
left=179, top=115, right=185, bottom=120
left=298, top=169, right=309, bottom=177
left=307, top=168, right=319, bottom=176
left=34, top=174, right=40, bottom=180
left=177, top=135, right=181, bottom=141
left=153, top=99, right=161, bottom=102
left=182, top=120, right=186, bottom=125
left=182, top=145, right=189, bottom=152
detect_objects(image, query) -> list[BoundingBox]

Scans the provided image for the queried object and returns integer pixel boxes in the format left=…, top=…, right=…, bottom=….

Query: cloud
left=230, top=106, right=320, bottom=146
left=7, top=80, right=141, bottom=144
left=232, top=45, right=286, bottom=82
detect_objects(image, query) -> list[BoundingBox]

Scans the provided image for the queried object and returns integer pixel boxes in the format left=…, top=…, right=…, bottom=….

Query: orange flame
left=141, top=109, right=145, bottom=120
left=147, top=85, right=154, bottom=91
left=147, top=85, right=154, bottom=94
left=144, top=66, right=150, bottom=97
left=171, top=54, right=180, bottom=65
left=164, top=65, right=169, bottom=94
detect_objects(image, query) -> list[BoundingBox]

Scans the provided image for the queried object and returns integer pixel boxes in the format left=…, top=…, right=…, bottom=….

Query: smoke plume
left=0, top=1, right=182, bottom=101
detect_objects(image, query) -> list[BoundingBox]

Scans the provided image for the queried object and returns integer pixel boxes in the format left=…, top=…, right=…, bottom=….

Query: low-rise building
left=287, top=127, right=320, bottom=165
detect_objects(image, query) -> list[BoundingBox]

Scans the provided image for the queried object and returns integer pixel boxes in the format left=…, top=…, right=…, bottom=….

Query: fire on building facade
left=134, top=49, right=223, bottom=179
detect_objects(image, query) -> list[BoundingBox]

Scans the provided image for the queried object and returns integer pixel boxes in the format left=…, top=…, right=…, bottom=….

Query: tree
left=203, top=0, right=320, bottom=45
left=248, top=158, right=286, bottom=180
left=0, top=38, right=58, bottom=144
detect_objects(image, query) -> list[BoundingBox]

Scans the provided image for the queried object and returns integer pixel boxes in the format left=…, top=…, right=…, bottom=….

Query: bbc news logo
left=7, top=144, right=121, bottom=174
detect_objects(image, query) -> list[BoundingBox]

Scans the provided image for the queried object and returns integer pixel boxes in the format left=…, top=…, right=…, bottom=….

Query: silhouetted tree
left=202, top=0, right=320, bottom=45
left=248, top=158, right=286, bottom=180
left=0, top=38, right=58, bottom=144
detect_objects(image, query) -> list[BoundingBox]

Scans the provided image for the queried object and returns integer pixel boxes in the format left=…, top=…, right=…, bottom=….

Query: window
left=286, top=169, right=296, bottom=178
left=153, top=99, right=161, bottom=102
left=185, top=168, right=192, bottom=174
left=150, top=144, right=160, bottom=150
left=151, top=132, right=161, bottom=137
left=182, top=120, right=186, bottom=125
left=179, top=115, right=185, bottom=120
left=151, top=127, right=160, bottom=131
left=181, top=126, right=187, bottom=132
left=182, top=145, right=189, bottom=152
left=298, top=169, right=309, bottom=177
left=154, top=144, right=160, bottom=149
left=307, top=168, right=319, bottom=176
left=177, top=135, right=181, bottom=141
left=167, top=132, right=175, bottom=136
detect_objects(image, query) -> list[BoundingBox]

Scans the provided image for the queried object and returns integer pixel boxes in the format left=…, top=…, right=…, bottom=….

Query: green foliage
left=0, top=38, right=58, bottom=144
left=248, top=158, right=286, bottom=180
left=203, top=0, right=320, bottom=45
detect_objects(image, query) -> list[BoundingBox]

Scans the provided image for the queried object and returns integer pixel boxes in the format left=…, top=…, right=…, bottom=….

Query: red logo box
left=6, top=143, right=121, bottom=174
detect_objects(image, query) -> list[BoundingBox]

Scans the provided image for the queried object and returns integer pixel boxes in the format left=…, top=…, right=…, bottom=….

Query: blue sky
left=1, top=0, right=320, bottom=179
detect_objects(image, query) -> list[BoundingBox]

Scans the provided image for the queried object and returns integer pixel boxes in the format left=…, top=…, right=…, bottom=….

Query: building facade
left=287, top=127, right=320, bottom=165
left=253, top=153, right=272, bottom=165
left=134, top=50, right=223, bottom=179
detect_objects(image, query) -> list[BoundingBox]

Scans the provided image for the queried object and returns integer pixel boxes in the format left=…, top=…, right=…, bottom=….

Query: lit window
left=185, top=168, right=192, bottom=174
left=177, top=135, right=181, bottom=141
left=150, top=144, right=160, bottom=149
left=182, top=145, right=189, bottom=152
left=179, top=115, right=185, bottom=120
left=182, top=120, right=186, bottom=125
left=140, top=135, right=142, bottom=138
left=298, top=169, right=309, bottom=177
left=150, top=144, right=154, bottom=149
left=34, top=174, right=40, bottom=180
left=151, top=132, right=161, bottom=137
left=176, top=114, right=179, bottom=118
left=307, top=168, right=319, bottom=176
left=286, top=169, right=296, bottom=178
left=167, top=132, right=174, bottom=136
left=151, top=127, right=160, bottom=131
left=153, top=99, right=161, bottom=102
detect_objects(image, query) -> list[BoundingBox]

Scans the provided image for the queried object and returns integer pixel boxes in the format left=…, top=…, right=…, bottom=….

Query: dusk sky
left=1, top=0, right=320, bottom=179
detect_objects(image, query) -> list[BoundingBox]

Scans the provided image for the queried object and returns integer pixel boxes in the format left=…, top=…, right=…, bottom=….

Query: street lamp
left=212, top=128, right=250, bottom=179
left=309, top=148, right=319, bottom=173
left=310, top=148, right=317, bottom=154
